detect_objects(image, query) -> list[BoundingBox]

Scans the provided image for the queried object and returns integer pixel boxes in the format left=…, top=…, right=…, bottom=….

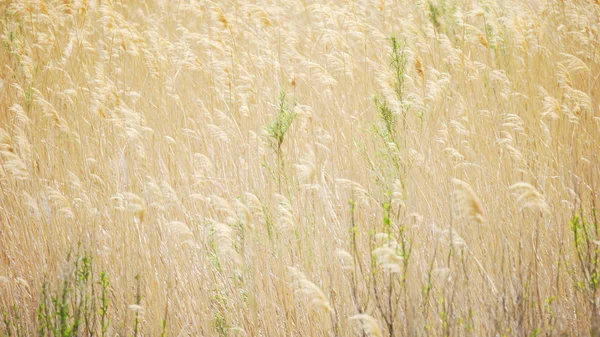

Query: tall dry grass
left=0, top=0, right=599, bottom=335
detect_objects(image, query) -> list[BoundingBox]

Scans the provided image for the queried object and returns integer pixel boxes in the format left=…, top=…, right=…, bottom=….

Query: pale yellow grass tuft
left=335, top=249, right=355, bottom=270
left=509, top=182, right=550, bottom=214
left=451, top=178, right=485, bottom=224
left=124, top=192, right=147, bottom=223
left=128, top=304, right=144, bottom=314
left=274, top=194, right=294, bottom=233
left=372, top=243, right=403, bottom=274
left=391, top=179, right=405, bottom=212
left=295, top=145, right=316, bottom=187
left=287, top=267, right=333, bottom=313
left=350, top=314, right=383, bottom=337
left=211, top=221, right=242, bottom=267
left=166, top=221, right=194, bottom=245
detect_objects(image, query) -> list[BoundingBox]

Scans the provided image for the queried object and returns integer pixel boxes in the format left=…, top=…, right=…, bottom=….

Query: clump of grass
left=2, top=0, right=600, bottom=335
left=570, top=209, right=600, bottom=336
left=1, top=250, right=164, bottom=337
left=35, top=251, right=97, bottom=337
left=211, top=287, right=230, bottom=337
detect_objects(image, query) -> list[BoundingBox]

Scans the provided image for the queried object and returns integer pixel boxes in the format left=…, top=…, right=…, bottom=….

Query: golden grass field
left=1, top=0, right=600, bottom=336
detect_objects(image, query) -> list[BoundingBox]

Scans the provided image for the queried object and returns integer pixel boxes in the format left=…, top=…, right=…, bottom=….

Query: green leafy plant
left=0, top=249, right=167, bottom=337
left=428, top=1, right=442, bottom=30
left=570, top=209, right=600, bottom=336
left=266, top=91, right=297, bottom=193
left=98, top=272, right=110, bottom=337
left=389, top=36, right=408, bottom=105
left=34, top=250, right=96, bottom=337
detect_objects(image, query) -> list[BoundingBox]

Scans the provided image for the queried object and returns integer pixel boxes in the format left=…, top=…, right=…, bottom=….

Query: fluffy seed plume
left=128, top=304, right=144, bottom=314
left=351, top=314, right=383, bottom=337
left=295, top=145, right=316, bottom=187
left=124, top=192, right=146, bottom=223
left=166, top=221, right=194, bottom=245
left=391, top=179, right=405, bottom=212
left=335, top=249, right=355, bottom=270
left=373, top=243, right=403, bottom=274
left=452, top=178, right=485, bottom=223
left=509, top=182, right=550, bottom=214
left=211, top=221, right=242, bottom=267
left=274, top=194, right=294, bottom=233
left=287, top=267, right=333, bottom=313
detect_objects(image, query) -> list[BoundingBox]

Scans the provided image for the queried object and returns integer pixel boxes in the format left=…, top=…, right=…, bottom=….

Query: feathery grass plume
left=501, top=113, right=525, bottom=134
left=509, top=182, right=550, bottom=214
left=555, top=62, right=591, bottom=116
left=233, top=198, right=252, bottom=228
left=432, top=267, right=451, bottom=284
left=15, top=277, right=31, bottom=298
left=46, top=186, right=74, bottom=219
left=372, top=243, right=403, bottom=274
left=295, top=145, right=316, bottom=187
left=22, top=191, right=41, bottom=220
left=408, top=149, right=425, bottom=167
left=539, top=87, right=560, bottom=120
left=166, top=221, right=194, bottom=245
left=124, top=192, right=147, bottom=223
left=207, top=124, right=229, bottom=143
left=436, top=122, right=449, bottom=145
left=274, top=194, right=294, bottom=233
left=112, top=192, right=127, bottom=211
left=391, top=179, right=405, bottom=212
left=144, top=177, right=164, bottom=206
left=559, top=52, right=592, bottom=76
left=425, top=71, right=451, bottom=105
left=1, top=151, right=29, bottom=180
left=0, top=128, right=29, bottom=180
left=209, top=195, right=237, bottom=224
left=496, top=132, right=525, bottom=166
left=414, top=55, right=424, bottom=79
left=244, top=192, right=265, bottom=220
left=299, top=60, right=338, bottom=89
left=326, top=50, right=355, bottom=80
left=350, top=314, right=383, bottom=337
left=407, top=212, right=424, bottom=225
left=161, top=181, right=181, bottom=206
left=211, top=221, right=242, bottom=267
left=128, top=304, right=144, bottom=314
left=0, top=128, right=11, bottom=152
left=9, top=104, right=30, bottom=126
left=451, top=178, right=485, bottom=224
left=193, top=153, right=215, bottom=183
left=287, top=267, right=333, bottom=313
left=335, top=178, right=370, bottom=207
left=440, top=228, right=467, bottom=248
left=66, top=171, right=84, bottom=192
left=556, top=63, right=573, bottom=91
left=335, top=249, right=354, bottom=270
left=449, top=119, right=469, bottom=136
left=443, top=147, right=465, bottom=163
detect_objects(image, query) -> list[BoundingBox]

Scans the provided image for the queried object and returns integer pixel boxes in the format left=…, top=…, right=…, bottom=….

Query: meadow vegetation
left=1, top=0, right=600, bottom=336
